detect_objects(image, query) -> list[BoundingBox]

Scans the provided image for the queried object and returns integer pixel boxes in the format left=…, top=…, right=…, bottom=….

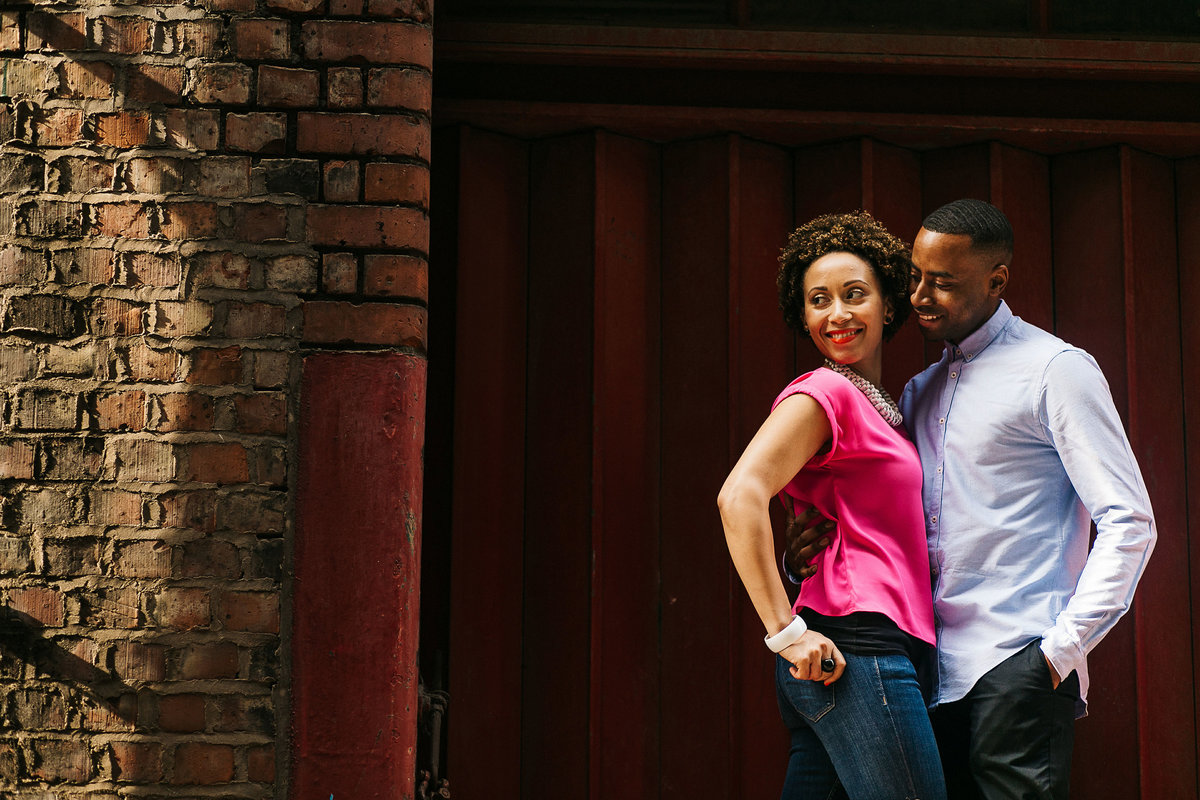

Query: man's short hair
left=922, top=199, right=1013, bottom=263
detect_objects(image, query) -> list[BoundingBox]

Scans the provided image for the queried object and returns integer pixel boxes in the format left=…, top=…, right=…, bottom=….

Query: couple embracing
left=718, top=200, right=1156, bottom=800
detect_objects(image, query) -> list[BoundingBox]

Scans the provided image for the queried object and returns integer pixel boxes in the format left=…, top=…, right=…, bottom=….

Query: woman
left=717, top=211, right=944, bottom=800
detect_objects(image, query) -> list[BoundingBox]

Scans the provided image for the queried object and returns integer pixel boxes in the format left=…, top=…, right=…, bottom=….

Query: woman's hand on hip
left=782, top=631, right=845, bottom=685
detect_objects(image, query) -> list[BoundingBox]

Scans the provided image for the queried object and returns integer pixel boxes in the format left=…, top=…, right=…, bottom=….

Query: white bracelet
left=764, top=615, right=808, bottom=653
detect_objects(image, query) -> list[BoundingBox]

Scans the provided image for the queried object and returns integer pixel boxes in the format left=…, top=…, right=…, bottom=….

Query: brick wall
left=0, top=0, right=430, bottom=796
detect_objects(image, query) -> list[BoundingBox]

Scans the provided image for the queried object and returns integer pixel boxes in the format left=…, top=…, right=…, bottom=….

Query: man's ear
left=989, top=264, right=1009, bottom=297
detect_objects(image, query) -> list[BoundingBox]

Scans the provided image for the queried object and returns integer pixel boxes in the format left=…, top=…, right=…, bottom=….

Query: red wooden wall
left=434, top=130, right=1199, bottom=798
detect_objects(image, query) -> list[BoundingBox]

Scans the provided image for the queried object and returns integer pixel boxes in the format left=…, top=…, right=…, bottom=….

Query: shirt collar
left=946, top=300, right=1012, bottom=362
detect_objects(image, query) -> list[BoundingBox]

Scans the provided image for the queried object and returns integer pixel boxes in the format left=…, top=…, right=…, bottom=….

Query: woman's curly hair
left=777, top=210, right=913, bottom=341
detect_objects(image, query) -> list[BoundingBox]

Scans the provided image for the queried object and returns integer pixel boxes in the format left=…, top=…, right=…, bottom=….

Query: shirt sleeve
left=1036, top=350, right=1157, bottom=680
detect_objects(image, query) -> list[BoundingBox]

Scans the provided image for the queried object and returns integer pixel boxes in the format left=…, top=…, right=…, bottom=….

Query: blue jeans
left=776, top=652, right=947, bottom=800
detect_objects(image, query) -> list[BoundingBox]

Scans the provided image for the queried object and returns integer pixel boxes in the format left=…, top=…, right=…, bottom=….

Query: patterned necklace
left=823, top=359, right=903, bottom=427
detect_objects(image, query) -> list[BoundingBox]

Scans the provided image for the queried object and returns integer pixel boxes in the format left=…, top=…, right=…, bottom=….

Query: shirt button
left=930, top=515, right=938, bottom=524
left=950, top=371, right=957, bottom=378
left=939, top=418, right=946, bottom=425
left=936, top=466, right=942, bottom=473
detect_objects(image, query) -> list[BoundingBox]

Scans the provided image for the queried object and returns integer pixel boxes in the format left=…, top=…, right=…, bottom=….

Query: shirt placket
left=930, top=346, right=964, bottom=700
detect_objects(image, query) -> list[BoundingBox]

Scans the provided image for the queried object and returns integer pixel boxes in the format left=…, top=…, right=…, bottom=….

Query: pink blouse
left=773, top=368, right=936, bottom=646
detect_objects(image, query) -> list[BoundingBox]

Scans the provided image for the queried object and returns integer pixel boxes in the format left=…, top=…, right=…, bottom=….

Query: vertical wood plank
left=661, top=136, right=735, bottom=800
left=446, top=128, right=529, bottom=799
left=1120, top=147, right=1195, bottom=800
left=1178, top=156, right=1200, bottom=794
left=523, top=133, right=597, bottom=799
left=590, top=132, right=662, bottom=800
left=861, top=139, right=925, bottom=397
left=989, top=143, right=1054, bottom=333
left=728, top=136, right=795, bottom=800
left=1050, top=148, right=1138, bottom=799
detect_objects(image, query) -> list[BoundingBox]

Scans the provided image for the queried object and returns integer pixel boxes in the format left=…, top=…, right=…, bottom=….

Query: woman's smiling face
left=803, top=251, right=890, bottom=379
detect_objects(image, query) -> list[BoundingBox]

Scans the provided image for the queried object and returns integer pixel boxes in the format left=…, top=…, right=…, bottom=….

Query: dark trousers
left=930, top=640, right=1079, bottom=800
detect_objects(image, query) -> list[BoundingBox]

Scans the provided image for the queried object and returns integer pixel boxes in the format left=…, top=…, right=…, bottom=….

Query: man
left=786, top=199, right=1156, bottom=799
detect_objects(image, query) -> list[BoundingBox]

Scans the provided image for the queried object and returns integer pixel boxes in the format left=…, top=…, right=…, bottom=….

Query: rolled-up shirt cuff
left=1040, top=629, right=1084, bottom=682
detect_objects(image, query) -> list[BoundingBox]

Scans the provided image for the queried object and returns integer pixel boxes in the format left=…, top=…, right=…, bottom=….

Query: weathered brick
left=41, top=342, right=108, bottom=378
left=189, top=251, right=252, bottom=290
left=181, top=537, right=241, bottom=578
left=191, top=63, right=252, bottom=105
left=232, top=19, right=291, bottom=60
left=111, top=740, right=163, bottom=783
left=0, top=153, right=45, bottom=193
left=363, top=253, right=426, bottom=300
left=159, top=490, right=218, bottom=531
left=39, top=437, right=105, bottom=481
left=106, top=438, right=175, bottom=483
left=360, top=160, right=427, bottom=205
left=15, top=198, right=84, bottom=238
left=57, top=60, right=115, bottom=100
left=0, top=346, right=38, bottom=382
left=301, top=21, right=432, bottom=68
left=180, top=443, right=249, bottom=484
left=97, top=16, right=154, bottom=53
left=297, top=112, right=429, bottom=158
left=0, top=57, right=56, bottom=97
left=176, top=19, right=225, bottom=58
left=235, top=393, right=287, bottom=435
left=367, top=67, right=430, bottom=112
left=225, top=302, right=290, bottom=338
left=0, top=12, right=20, bottom=53
left=30, top=737, right=91, bottom=783
left=96, top=111, right=155, bottom=147
left=51, top=247, right=112, bottom=285
left=157, top=693, right=206, bottom=732
left=49, top=156, right=112, bottom=193
left=247, top=743, right=275, bottom=782
left=129, top=64, right=185, bottom=104
left=368, top=0, right=432, bottom=21
left=252, top=350, right=289, bottom=389
left=112, top=539, right=171, bottom=578
left=321, top=252, right=356, bottom=294
left=172, top=742, right=234, bottom=785
left=0, top=535, right=33, bottom=574
left=95, top=390, right=146, bottom=431
left=18, top=487, right=79, bottom=528
left=152, top=588, right=211, bottom=630
left=253, top=158, right=320, bottom=199
left=43, top=536, right=103, bottom=576
left=0, top=440, right=36, bottom=479
left=124, top=157, right=183, bottom=194
left=189, top=156, right=252, bottom=198
left=14, top=388, right=79, bottom=430
left=259, top=65, right=319, bottom=107
left=164, top=108, right=220, bottom=151
left=7, top=294, right=82, bottom=338
left=124, top=344, right=180, bottom=383
left=204, top=0, right=256, bottom=10
left=149, top=392, right=215, bottom=432
left=79, top=587, right=142, bottom=629
left=186, top=347, right=242, bottom=385
left=231, top=203, right=287, bottom=243
left=112, top=639, right=168, bottom=681
left=161, top=201, right=221, bottom=240
left=322, top=159, right=359, bottom=202
left=122, top=251, right=181, bottom=288
left=306, top=204, right=427, bottom=248
left=178, top=641, right=239, bottom=679
left=27, top=11, right=88, bottom=52
left=226, top=112, right=287, bottom=154
left=265, top=253, right=317, bottom=292
left=9, top=585, right=66, bottom=626
left=219, top=591, right=279, bottom=633
left=12, top=688, right=69, bottom=729
left=83, top=693, right=139, bottom=730
left=268, top=0, right=325, bottom=12
left=302, top=300, right=426, bottom=348
left=329, top=0, right=366, bottom=14
left=327, top=66, right=363, bottom=108
left=89, top=297, right=145, bottom=336
left=0, top=245, right=48, bottom=286
left=88, top=487, right=143, bottom=526
left=34, top=108, right=85, bottom=147
left=219, top=490, right=285, bottom=533
left=93, top=201, right=156, bottom=239
left=150, top=301, right=214, bottom=338
left=213, top=694, right=273, bottom=733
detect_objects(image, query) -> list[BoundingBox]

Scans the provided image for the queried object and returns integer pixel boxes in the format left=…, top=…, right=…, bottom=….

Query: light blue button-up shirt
left=900, top=301, right=1156, bottom=712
